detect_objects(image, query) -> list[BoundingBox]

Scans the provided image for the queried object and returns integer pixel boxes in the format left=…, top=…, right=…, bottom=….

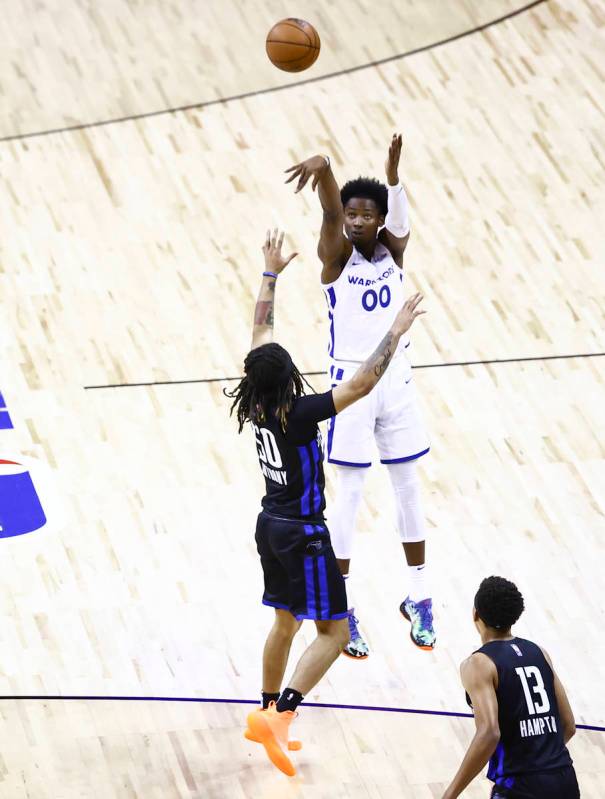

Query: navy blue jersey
left=466, top=637, right=572, bottom=787
left=252, top=391, right=335, bottom=521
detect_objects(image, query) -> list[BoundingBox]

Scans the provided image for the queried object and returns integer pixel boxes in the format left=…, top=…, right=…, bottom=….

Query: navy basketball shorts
left=255, top=511, right=348, bottom=621
left=490, top=766, right=580, bottom=798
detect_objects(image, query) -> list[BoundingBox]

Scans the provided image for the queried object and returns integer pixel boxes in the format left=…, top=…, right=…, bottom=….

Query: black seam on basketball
left=266, top=40, right=318, bottom=50
left=0, top=0, right=548, bottom=143
left=272, top=55, right=320, bottom=68
left=269, top=51, right=321, bottom=64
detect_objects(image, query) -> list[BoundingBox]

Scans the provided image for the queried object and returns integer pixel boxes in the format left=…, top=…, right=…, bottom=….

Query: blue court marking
left=0, top=391, right=13, bottom=430
left=0, top=410, right=13, bottom=429
left=0, top=695, right=602, bottom=732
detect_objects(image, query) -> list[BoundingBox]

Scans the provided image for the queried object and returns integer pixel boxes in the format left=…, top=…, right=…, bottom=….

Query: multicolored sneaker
left=244, top=708, right=302, bottom=750
left=342, top=608, right=369, bottom=659
left=247, top=702, right=297, bottom=776
left=400, top=596, right=436, bottom=650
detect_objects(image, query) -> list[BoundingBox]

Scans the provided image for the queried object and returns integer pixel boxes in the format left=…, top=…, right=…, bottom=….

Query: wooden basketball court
left=0, top=1, right=604, bottom=796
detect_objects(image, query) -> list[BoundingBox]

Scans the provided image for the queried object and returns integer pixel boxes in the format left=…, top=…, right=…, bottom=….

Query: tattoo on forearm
left=254, top=300, right=274, bottom=327
left=363, top=332, right=394, bottom=378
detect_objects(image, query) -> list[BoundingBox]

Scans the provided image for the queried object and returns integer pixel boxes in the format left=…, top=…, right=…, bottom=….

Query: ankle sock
left=262, top=691, right=280, bottom=709
left=407, top=563, right=429, bottom=602
left=276, top=687, right=304, bottom=713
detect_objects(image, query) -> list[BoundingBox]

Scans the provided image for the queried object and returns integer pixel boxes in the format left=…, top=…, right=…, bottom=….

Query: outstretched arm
left=378, top=133, right=411, bottom=267
left=285, top=155, right=352, bottom=284
left=250, top=229, right=298, bottom=350
left=332, top=293, right=425, bottom=413
left=441, top=654, right=501, bottom=799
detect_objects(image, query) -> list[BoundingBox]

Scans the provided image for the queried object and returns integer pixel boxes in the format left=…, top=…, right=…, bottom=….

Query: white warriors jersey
left=322, top=241, right=410, bottom=362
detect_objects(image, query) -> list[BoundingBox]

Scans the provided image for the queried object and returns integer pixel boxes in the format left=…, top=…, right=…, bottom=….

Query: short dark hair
left=224, top=342, right=307, bottom=433
left=341, top=177, right=388, bottom=216
left=474, top=576, right=524, bottom=630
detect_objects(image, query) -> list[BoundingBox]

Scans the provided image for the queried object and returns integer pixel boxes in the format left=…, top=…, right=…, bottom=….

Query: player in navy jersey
left=225, top=228, right=426, bottom=777
left=286, top=134, right=435, bottom=658
left=442, top=576, right=579, bottom=799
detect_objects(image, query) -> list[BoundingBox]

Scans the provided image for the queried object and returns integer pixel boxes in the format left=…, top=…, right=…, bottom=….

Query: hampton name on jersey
left=323, top=241, right=410, bottom=363
left=466, top=638, right=573, bottom=785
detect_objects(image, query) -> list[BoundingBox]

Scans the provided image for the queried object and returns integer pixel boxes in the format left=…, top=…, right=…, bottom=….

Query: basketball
left=266, top=18, right=320, bottom=73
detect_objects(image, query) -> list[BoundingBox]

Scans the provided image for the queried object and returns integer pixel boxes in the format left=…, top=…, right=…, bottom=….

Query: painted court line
left=0, top=1, right=547, bottom=144
left=0, top=694, right=602, bottom=732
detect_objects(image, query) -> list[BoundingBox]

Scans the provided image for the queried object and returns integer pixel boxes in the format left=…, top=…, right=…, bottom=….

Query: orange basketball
left=266, top=18, right=320, bottom=73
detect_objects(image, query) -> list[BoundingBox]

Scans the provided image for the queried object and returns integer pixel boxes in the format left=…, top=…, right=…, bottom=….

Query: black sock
left=276, top=687, right=304, bottom=713
left=261, top=691, right=280, bottom=709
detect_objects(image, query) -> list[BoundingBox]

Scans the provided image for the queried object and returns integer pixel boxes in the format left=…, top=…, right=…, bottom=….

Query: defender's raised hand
left=385, top=133, right=403, bottom=185
left=262, top=228, right=298, bottom=274
left=285, top=155, right=329, bottom=193
left=393, top=292, right=425, bottom=335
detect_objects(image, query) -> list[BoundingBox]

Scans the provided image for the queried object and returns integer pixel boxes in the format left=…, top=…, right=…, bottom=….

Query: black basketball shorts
left=255, top=511, right=348, bottom=621
left=491, top=766, right=580, bottom=799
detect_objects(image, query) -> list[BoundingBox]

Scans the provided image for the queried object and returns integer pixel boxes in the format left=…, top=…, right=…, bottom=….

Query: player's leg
left=247, top=512, right=303, bottom=764
left=261, top=609, right=302, bottom=695
left=244, top=608, right=303, bottom=752
left=328, top=464, right=370, bottom=659
left=284, top=617, right=349, bottom=693
left=386, top=458, right=436, bottom=649
left=375, top=360, right=435, bottom=649
left=326, top=368, right=375, bottom=658
left=248, top=521, right=348, bottom=775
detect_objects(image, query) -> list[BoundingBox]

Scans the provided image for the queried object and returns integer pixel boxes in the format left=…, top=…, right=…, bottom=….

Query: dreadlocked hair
left=341, top=176, right=388, bottom=216
left=224, top=342, right=315, bottom=433
left=474, top=576, right=525, bottom=631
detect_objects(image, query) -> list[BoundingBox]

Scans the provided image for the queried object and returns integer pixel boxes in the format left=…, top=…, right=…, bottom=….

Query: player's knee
left=274, top=609, right=302, bottom=637
left=387, top=461, right=426, bottom=543
left=315, top=618, right=349, bottom=651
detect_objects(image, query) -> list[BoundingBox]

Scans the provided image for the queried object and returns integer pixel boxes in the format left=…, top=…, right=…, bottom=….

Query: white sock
left=343, top=573, right=354, bottom=611
left=408, top=564, right=429, bottom=602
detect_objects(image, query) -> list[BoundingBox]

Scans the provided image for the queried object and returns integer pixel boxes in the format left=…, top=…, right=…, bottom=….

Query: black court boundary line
left=0, top=694, right=603, bottom=732
left=0, top=0, right=547, bottom=144
left=83, top=351, right=605, bottom=390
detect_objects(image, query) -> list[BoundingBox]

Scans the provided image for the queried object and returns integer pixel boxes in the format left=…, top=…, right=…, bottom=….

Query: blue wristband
left=263, top=271, right=278, bottom=279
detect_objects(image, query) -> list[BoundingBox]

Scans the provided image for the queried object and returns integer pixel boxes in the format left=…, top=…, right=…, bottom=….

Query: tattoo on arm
left=363, top=332, right=394, bottom=378
left=254, top=300, right=274, bottom=327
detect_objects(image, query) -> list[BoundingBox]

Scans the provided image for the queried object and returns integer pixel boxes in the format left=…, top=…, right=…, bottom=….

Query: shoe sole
left=399, top=604, right=436, bottom=651
left=342, top=649, right=369, bottom=660
left=244, top=728, right=302, bottom=751
left=341, top=648, right=369, bottom=660
left=247, top=712, right=296, bottom=776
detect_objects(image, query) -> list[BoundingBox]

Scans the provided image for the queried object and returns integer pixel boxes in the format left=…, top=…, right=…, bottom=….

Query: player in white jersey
left=285, top=134, right=435, bottom=656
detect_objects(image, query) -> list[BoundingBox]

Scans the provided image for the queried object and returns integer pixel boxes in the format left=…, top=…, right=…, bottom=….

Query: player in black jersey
left=225, top=228, right=425, bottom=777
left=442, top=576, right=579, bottom=799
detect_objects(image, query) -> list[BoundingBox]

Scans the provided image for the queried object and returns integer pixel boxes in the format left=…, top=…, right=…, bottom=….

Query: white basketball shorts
left=326, top=353, right=430, bottom=468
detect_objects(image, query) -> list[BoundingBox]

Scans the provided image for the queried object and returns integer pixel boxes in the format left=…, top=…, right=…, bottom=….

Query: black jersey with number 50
left=251, top=391, right=335, bottom=521
left=467, top=637, right=572, bottom=787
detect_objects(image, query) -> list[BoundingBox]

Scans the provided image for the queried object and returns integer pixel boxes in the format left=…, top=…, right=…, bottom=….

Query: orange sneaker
left=244, top=709, right=302, bottom=750
left=247, top=702, right=298, bottom=776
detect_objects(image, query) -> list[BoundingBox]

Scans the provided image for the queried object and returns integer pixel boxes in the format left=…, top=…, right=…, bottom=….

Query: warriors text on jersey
left=322, top=241, right=410, bottom=362
left=251, top=392, right=335, bottom=521
left=466, top=637, right=573, bottom=787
